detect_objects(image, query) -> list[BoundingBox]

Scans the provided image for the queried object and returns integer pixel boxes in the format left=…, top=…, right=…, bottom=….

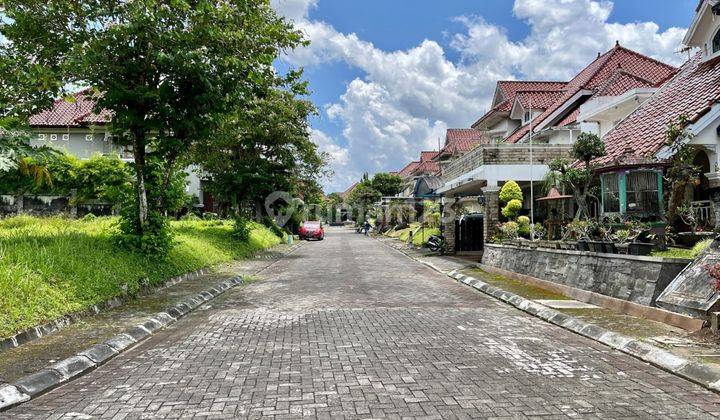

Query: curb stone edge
left=378, top=237, right=720, bottom=395
left=0, top=275, right=244, bottom=412
left=448, top=268, right=720, bottom=394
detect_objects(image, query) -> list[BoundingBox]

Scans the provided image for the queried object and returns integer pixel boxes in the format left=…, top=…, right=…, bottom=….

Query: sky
left=270, top=0, right=699, bottom=194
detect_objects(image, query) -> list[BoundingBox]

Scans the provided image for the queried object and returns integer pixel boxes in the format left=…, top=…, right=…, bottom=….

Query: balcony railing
left=441, top=144, right=573, bottom=182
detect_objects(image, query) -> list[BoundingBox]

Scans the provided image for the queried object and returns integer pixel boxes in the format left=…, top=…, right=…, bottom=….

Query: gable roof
left=505, top=45, right=678, bottom=143
left=597, top=52, right=720, bottom=167
left=340, top=182, right=359, bottom=198
left=398, top=161, right=420, bottom=177
left=473, top=81, right=567, bottom=128
left=436, top=129, right=487, bottom=158
left=514, top=90, right=566, bottom=110
left=29, top=90, right=111, bottom=128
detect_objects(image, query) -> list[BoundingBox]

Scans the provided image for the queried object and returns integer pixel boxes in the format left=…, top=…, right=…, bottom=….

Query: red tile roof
left=436, top=129, right=487, bottom=158
left=29, top=89, right=111, bottom=127
left=515, top=90, right=566, bottom=110
left=473, top=81, right=567, bottom=128
left=419, top=151, right=438, bottom=162
left=340, top=182, right=359, bottom=198
left=505, top=45, right=677, bottom=143
left=398, top=161, right=420, bottom=177
left=597, top=52, right=720, bottom=166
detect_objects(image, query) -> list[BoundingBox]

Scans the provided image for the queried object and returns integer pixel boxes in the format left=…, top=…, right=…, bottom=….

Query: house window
left=523, top=110, right=531, bottom=123
left=62, top=134, right=69, bottom=141
left=38, top=134, right=46, bottom=141
left=601, top=173, right=620, bottom=213
left=85, top=134, right=94, bottom=142
left=50, top=134, right=58, bottom=141
left=626, top=171, right=659, bottom=214
left=713, top=27, right=720, bottom=54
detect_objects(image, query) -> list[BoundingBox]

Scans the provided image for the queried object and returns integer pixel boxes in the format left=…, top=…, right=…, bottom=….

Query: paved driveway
left=6, top=227, right=720, bottom=419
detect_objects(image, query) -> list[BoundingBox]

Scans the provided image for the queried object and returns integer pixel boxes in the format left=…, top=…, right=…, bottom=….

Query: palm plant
left=0, top=128, right=58, bottom=188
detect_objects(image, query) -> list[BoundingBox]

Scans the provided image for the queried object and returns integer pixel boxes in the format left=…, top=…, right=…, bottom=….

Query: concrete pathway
left=5, top=228, right=720, bottom=419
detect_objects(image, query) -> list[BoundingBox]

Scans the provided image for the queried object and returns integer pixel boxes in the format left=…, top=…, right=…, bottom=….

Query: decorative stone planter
left=628, top=242, right=653, bottom=256
left=588, top=241, right=604, bottom=253
left=482, top=244, right=691, bottom=307
left=603, top=241, right=618, bottom=254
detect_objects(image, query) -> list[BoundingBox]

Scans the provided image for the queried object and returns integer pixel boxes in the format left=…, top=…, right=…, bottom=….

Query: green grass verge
left=410, top=228, right=440, bottom=246
left=651, top=239, right=712, bottom=259
left=0, top=216, right=282, bottom=338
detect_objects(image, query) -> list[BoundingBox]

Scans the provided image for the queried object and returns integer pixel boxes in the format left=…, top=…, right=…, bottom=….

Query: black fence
left=455, top=214, right=484, bottom=252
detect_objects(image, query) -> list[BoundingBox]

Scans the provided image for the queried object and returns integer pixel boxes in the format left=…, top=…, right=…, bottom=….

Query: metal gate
left=455, top=214, right=484, bottom=252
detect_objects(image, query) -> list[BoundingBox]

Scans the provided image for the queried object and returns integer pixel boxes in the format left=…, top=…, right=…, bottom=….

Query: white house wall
left=31, top=130, right=118, bottom=159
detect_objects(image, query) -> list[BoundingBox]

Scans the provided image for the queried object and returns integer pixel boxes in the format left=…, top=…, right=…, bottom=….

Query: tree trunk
left=158, top=155, right=176, bottom=213
left=134, top=137, right=148, bottom=233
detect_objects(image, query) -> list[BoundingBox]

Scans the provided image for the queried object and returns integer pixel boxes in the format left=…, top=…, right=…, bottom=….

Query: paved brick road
left=6, top=228, right=720, bottom=419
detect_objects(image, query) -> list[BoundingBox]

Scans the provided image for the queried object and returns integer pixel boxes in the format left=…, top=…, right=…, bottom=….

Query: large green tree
left=194, top=73, right=327, bottom=220
left=1, top=0, right=303, bottom=245
left=370, top=173, right=404, bottom=197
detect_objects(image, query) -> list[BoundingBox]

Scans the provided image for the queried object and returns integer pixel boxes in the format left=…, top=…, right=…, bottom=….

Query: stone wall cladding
left=442, top=145, right=573, bottom=182
left=482, top=244, right=690, bottom=307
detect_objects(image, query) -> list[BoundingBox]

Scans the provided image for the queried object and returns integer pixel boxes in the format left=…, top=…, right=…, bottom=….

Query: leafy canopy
left=370, top=173, right=404, bottom=197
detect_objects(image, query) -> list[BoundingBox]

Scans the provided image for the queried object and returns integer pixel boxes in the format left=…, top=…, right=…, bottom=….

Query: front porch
left=438, top=144, right=573, bottom=253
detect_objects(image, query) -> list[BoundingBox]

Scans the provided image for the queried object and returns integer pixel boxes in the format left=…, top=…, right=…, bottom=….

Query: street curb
left=379, top=238, right=720, bottom=395
left=0, top=267, right=213, bottom=355
left=446, top=269, right=720, bottom=394
left=0, top=275, right=244, bottom=412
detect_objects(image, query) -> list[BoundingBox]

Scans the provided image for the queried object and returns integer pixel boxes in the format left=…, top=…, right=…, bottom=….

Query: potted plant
left=565, top=220, right=590, bottom=251
left=625, top=220, right=653, bottom=256
left=612, top=229, right=631, bottom=254
left=586, top=219, right=606, bottom=253
left=598, top=220, right=617, bottom=254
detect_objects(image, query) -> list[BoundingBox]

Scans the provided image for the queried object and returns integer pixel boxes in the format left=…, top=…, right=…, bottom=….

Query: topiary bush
left=501, top=199, right=522, bottom=219
left=499, top=180, right=523, bottom=204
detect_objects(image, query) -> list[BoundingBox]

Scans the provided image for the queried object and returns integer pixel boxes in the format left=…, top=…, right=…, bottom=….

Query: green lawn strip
left=411, top=227, right=440, bottom=246
left=461, top=268, right=569, bottom=301
left=651, top=239, right=712, bottom=259
left=461, top=268, right=680, bottom=341
left=0, top=216, right=282, bottom=339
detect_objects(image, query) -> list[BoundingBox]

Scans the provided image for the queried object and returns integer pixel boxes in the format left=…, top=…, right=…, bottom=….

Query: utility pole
left=529, top=97, right=535, bottom=241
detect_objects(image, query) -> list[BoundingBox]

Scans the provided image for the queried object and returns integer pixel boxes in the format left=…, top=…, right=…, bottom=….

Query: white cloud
left=270, top=0, right=317, bottom=22
left=273, top=0, right=688, bottom=192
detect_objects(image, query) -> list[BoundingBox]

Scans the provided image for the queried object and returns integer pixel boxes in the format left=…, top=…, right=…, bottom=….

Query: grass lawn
left=651, top=239, right=712, bottom=260
left=0, top=216, right=282, bottom=339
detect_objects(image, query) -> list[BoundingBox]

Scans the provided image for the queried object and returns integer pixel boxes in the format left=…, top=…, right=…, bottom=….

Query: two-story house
left=27, top=90, right=204, bottom=208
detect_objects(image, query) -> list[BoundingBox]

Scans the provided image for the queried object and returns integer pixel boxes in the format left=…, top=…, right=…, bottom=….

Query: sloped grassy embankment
left=0, top=216, right=282, bottom=338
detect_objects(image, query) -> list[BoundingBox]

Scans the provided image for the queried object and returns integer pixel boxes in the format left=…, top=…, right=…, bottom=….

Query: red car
left=299, top=221, right=324, bottom=241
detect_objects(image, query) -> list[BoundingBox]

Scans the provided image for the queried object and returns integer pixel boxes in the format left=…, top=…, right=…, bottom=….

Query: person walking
left=363, top=220, right=371, bottom=236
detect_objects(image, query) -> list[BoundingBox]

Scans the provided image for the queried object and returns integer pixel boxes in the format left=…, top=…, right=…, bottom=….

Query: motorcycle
left=426, top=234, right=445, bottom=255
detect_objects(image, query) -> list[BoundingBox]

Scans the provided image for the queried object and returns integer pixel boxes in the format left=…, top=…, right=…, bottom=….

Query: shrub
left=501, top=199, right=522, bottom=219
left=517, top=215, right=530, bottom=226
left=500, top=221, right=519, bottom=240
left=499, top=180, right=523, bottom=204
left=533, top=223, right=547, bottom=239
left=232, top=215, right=251, bottom=241
left=203, top=212, right=219, bottom=220
left=263, top=217, right=286, bottom=239
left=692, top=238, right=713, bottom=258
left=180, top=212, right=201, bottom=221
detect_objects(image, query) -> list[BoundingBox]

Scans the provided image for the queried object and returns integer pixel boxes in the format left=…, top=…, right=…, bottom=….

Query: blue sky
left=271, top=0, right=698, bottom=193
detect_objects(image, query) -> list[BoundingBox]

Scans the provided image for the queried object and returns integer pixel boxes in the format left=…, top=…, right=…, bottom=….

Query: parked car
left=299, top=221, right=324, bottom=241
